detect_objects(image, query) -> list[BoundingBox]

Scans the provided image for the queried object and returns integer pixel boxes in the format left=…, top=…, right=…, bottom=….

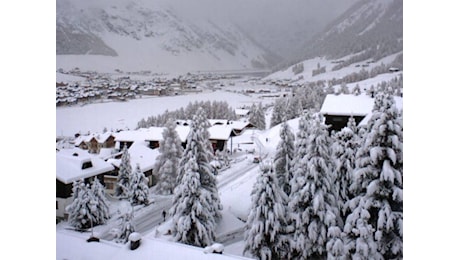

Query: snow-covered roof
left=235, top=108, right=250, bottom=116
left=56, top=148, right=115, bottom=184
left=96, top=132, right=115, bottom=143
left=209, top=119, right=229, bottom=126
left=228, top=121, right=251, bottom=131
left=56, top=230, right=251, bottom=260
left=320, top=94, right=403, bottom=117
left=208, top=125, right=233, bottom=140
left=110, top=143, right=159, bottom=172
left=320, top=94, right=375, bottom=116
left=74, top=132, right=115, bottom=145
left=175, top=125, right=191, bottom=143
left=144, top=127, right=166, bottom=141
left=115, top=129, right=151, bottom=142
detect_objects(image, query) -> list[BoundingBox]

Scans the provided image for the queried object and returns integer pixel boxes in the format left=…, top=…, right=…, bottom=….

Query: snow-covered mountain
left=283, top=0, right=402, bottom=67
left=56, top=0, right=278, bottom=73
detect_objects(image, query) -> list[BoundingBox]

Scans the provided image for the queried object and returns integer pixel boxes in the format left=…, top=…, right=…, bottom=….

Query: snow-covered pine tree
left=90, top=177, right=111, bottom=225
left=115, top=145, right=132, bottom=198
left=342, top=198, right=383, bottom=259
left=331, top=116, right=359, bottom=222
left=255, top=102, right=266, bottom=130
left=285, top=95, right=303, bottom=121
left=289, top=110, right=313, bottom=196
left=326, top=226, right=347, bottom=260
left=170, top=118, right=221, bottom=247
left=349, top=93, right=403, bottom=259
left=352, top=84, right=362, bottom=96
left=270, top=98, right=286, bottom=127
left=274, top=122, right=295, bottom=196
left=249, top=103, right=266, bottom=130
left=288, top=114, right=340, bottom=259
left=66, top=179, right=97, bottom=230
left=116, top=210, right=136, bottom=244
left=243, top=162, right=289, bottom=259
left=128, top=164, right=150, bottom=206
left=339, top=82, right=350, bottom=94
left=154, top=120, right=184, bottom=195
left=191, top=109, right=222, bottom=220
left=170, top=156, right=216, bottom=247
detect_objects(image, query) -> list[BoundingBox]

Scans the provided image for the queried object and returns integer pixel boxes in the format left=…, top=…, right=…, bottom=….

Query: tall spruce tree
left=66, top=180, right=97, bottom=230
left=170, top=118, right=221, bottom=247
left=255, top=102, right=266, bottom=130
left=116, top=145, right=132, bottom=198
left=154, top=120, right=184, bottom=195
left=331, top=117, right=360, bottom=221
left=128, top=164, right=150, bottom=206
left=270, top=98, right=286, bottom=127
left=250, top=103, right=266, bottom=130
left=274, top=122, right=295, bottom=196
left=289, top=110, right=313, bottom=196
left=194, top=108, right=222, bottom=219
left=342, top=197, right=383, bottom=259
left=288, top=114, right=340, bottom=259
left=347, top=93, right=403, bottom=259
left=243, top=163, right=289, bottom=259
left=90, top=177, right=111, bottom=225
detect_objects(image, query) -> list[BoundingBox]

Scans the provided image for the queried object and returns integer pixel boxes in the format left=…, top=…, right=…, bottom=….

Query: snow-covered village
left=52, top=0, right=407, bottom=259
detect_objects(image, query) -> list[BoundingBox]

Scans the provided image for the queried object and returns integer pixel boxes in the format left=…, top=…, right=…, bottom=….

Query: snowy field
left=56, top=89, right=270, bottom=137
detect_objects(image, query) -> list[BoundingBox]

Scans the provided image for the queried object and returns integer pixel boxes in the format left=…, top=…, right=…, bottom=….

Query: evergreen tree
left=128, top=164, right=150, bottom=206
left=66, top=180, right=97, bottom=230
left=250, top=103, right=266, bottom=130
left=286, top=96, right=302, bottom=121
left=270, top=98, right=286, bottom=127
left=274, top=122, right=295, bottom=196
left=326, top=226, right=347, bottom=260
left=339, top=82, right=350, bottom=94
left=116, top=210, right=136, bottom=244
left=170, top=156, right=216, bottom=247
left=331, top=117, right=359, bottom=221
left=288, top=114, right=340, bottom=259
left=90, top=177, right=111, bottom=225
left=255, top=102, right=266, bottom=130
left=187, top=108, right=222, bottom=220
left=342, top=198, right=383, bottom=259
left=116, top=145, right=132, bottom=198
left=349, top=93, right=403, bottom=259
left=289, top=110, right=313, bottom=196
left=243, top=163, right=289, bottom=259
left=170, top=118, right=221, bottom=247
left=352, top=84, right=362, bottom=95
left=154, top=120, right=184, bottom=195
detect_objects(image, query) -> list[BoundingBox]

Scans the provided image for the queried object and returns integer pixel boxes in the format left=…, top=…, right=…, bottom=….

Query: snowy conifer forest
left=53, top=0, right=408, bottom=259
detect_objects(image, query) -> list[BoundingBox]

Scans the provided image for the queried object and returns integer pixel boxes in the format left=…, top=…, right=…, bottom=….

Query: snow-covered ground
left=56, top=51, right=403, bottom=259
left=56, top=89, right=266, bottom=137
left=56, top=109, right=304, bottom=259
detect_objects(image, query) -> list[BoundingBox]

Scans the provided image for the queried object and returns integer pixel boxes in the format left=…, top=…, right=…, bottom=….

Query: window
left=81, top=161, right=93, bottom=169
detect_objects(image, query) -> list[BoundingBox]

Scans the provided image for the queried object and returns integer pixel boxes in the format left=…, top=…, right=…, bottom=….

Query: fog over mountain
left=56, top=0, right=360, bottom=72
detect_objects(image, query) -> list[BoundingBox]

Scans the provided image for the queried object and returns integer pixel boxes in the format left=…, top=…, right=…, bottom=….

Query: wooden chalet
left=320, top=94, right=403, bottom=133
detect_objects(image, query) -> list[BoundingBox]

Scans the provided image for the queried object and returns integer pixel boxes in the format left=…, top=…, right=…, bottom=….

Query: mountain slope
left=295, top=0, right=402, bottom=64
left=56, top=0, right=278, bottom=73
